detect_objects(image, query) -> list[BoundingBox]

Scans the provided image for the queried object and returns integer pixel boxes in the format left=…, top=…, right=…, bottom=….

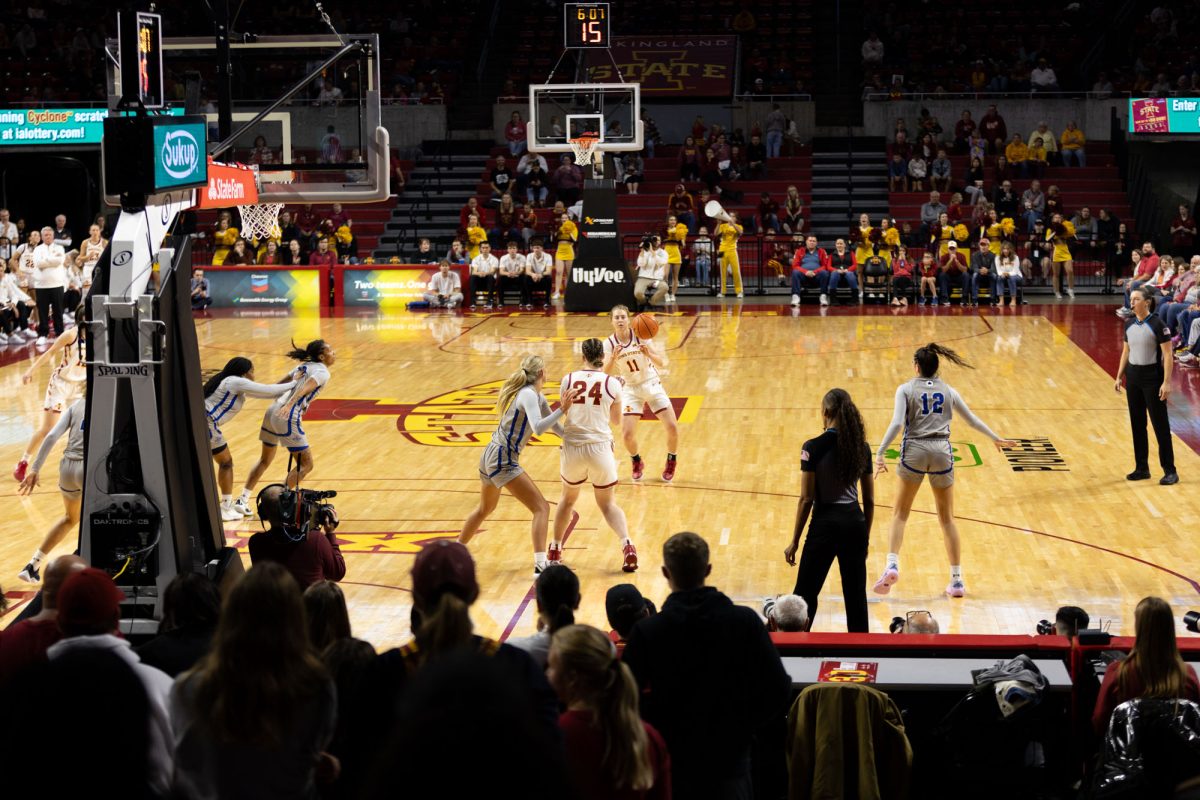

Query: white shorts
left=44, top=375, right=85, bottom=413
left=207, top=416, right=227, bottom=452
left=620, top=379, right=671, bottom=417
left=560, top=442, right=619, bottom=488
left=259, top=407, right=310, bottom=452
left=896, top=439, right=955, bottom=489
left=59, top=456, right=84, bottom=497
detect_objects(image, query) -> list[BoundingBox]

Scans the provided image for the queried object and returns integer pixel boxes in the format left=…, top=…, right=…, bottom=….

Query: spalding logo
left=161, top=130, right=200, bottom=179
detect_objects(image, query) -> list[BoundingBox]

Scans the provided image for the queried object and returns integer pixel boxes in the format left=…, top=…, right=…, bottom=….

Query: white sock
left=30, top=548, right=46, bottom=567
left=239, top=489, right=251, bottom=503
left=221, top=494, right=232, bottom=506
left=887, top=553, right=900, bottom=571
left=21, top=452, right=31, bottom=462
left=950, top=565, right=963, bottom=583
left=534, top=552, right=547, bottom=569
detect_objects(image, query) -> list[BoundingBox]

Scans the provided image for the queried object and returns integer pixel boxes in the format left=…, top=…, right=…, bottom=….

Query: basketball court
left=5, top=303, right=1198, bottom=646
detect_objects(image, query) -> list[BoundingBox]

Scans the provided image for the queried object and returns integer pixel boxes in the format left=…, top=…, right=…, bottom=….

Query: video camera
left=268, top=485, right=338, bottom=541
left=641, top=234, right=656, bottom=250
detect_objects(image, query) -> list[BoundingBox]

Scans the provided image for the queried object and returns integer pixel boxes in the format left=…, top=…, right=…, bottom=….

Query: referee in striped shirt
left=1116, top=287, right=1178, bottom=484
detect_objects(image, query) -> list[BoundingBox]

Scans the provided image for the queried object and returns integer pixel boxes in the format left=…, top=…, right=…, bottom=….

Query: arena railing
left=863, top=91, right=1132, bottom=102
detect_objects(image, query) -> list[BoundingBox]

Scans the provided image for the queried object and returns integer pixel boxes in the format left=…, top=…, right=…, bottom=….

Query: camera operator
left=888, top=610, right=940, bottom=634
left=248, top=484, right=345, bottom=590
left=634, top=234, right=669, bottom=309
left=1041, top=605, right=1089, bottom=638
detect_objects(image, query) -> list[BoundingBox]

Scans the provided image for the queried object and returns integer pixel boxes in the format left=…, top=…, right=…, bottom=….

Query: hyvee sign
left=564, top=184, right=635, bottom=311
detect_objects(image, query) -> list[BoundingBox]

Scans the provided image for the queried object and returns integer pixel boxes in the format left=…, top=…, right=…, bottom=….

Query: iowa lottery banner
left=586, top=36, right=737, bottom=96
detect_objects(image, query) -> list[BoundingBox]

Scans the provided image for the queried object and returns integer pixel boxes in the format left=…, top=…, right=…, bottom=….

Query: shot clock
left=564, top=3, right=611, bottom=49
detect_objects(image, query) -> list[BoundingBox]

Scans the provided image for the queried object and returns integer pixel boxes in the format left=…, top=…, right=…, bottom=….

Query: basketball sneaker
left=872, top=567, right=899, bottom=595
left=662, top=457, right=676, bottom=482
left=631, top=456, right=644, bottom=481
left=945, top=581, right=966, bottom=598
left=548, top=542, right=563, bottom=564
left=233, top=498, right=255, bottom=517
left=622, top=542, right=639, bottom=572
left=18, top=561, right=40, bottom=584
left=220, top=503, right=243, bottom=522
left=13, top=458, right=28, bottom=482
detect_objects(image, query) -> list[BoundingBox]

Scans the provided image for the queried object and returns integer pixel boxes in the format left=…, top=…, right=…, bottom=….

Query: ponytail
left=496, top=354, right=545, bottom=414
left=914, top=342, right=973, bottom=377
left=822, top=388, right=870, bottom=487
left=204, top=356, right=253, bottom=398
left=413, top=592, right=474, bottom=664
left=552, top=625, right=654, bottom=791
left=534, top=564, right=580, bottom=635
left=286, top=339, right=327, bottom=363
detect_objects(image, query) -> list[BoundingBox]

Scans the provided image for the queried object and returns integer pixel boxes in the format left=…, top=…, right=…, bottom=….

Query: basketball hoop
left=568, top=133, right=600, bottom=166
left=237, top=166, right=293, bottom=242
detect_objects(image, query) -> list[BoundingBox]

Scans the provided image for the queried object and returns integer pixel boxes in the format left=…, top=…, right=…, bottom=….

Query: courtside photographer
left=248, top=484, right=345, bottom=590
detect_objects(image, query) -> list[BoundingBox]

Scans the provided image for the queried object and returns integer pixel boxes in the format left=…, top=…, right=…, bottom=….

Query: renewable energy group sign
left=1129, top=98, right=1200, bottom=134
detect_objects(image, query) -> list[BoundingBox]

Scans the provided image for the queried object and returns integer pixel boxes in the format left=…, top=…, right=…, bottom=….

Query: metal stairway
left=807, top=136, right=889, bottom=246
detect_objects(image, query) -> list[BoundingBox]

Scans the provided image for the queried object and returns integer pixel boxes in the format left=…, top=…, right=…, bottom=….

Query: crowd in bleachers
left=4, top=532, right=1200, bottom=797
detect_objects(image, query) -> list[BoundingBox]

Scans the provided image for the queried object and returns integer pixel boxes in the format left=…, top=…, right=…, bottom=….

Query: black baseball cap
left=606, top=584, right=655, bottom=637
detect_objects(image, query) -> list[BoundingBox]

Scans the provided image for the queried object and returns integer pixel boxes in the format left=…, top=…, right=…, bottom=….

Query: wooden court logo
left=882, top=442, right=982, bottom=468
left=999, top=438, right=1069, bottom=472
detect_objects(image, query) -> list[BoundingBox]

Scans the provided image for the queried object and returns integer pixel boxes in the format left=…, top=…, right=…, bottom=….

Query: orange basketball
left=631, top=313, right=660, bottom=339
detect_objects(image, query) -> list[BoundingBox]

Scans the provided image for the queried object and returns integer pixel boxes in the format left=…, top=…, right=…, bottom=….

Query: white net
left=568, top=135, right=600, bottom=166
left=237, top=200, right=286, bottom=242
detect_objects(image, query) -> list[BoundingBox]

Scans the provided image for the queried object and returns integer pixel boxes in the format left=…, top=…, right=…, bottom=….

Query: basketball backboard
left=528, top=83, right=643, bottom=153
left=104, top=33, right=388, bottom=204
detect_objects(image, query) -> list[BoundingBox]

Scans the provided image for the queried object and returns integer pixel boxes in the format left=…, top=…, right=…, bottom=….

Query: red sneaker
left=631, top=457, right=644, bottom=481
left=548, top=542, right=563, bottom=564
left=622, top=542, right=639, bottom=572
left=13, top=458, right=28, bottom=482
left=662, top=457, right=676, bottom=482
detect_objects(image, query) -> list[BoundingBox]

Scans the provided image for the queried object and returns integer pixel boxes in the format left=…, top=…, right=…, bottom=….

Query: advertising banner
left=197, top=159, right=258, bottom=208
left=565, top=180, right=637, bottom=312
left=338, top=265, right=470, bottom=308
left=587, top=36, right=737, bottom=96
left=1129, top=97, right=1200, bottom=134
left=203, top=267, right=324, bottom=309
left=0, top=107, right=183, bottom=147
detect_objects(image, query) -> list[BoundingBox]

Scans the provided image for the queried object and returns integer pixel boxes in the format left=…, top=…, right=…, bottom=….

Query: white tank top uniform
left=31, top=397, right=86, bottom=497
left=604, top=331, right=671, bottom=416
left=206, top=375, right=298, bottom=451
left=558, top=369, right=622, bottom=488
left=259, top=362, right=331, bottom=452
left=876, top=375, right=1000, bottom=489
left=479, top=384, right=566, bottom=488
left=43, top=332, right=87, bottom=413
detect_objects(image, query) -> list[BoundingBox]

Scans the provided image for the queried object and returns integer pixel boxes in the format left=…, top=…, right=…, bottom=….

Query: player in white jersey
left=203, top=357, right=298, bottom=521
left=14, top=314, right=86, bottom=483
left=603, top=305, right=679, bottom=482
left=459, top=354, right=582, bottom=574
left=872, top=344, right=1014, bottom=598
left=238, top=340, right=336, bottom=509
left=17, top=397, right=86, bottom=583
left=550, top=338, right=639, bottom=572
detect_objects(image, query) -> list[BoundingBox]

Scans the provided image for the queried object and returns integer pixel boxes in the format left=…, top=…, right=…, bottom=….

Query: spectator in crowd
left=315, top=78, right=343, bottom=106
left=920, top=190, right=947, bottom=235
left=679, top=136, right=702, bottom=183
left=979, top=104, right=1007, bottom=153
left=622, top=532, right=790, bottom=800
left=488, top=156, right=515, bottom=204
left=764, top=103, right=786, bottom=159
left=756, top=192, right=781, bottom=234
left=930, top=211, right=958, bottom=258
left=745, top=134, right=767, bottom=180
left=225, top=238, right=255, bottom=266
left=1093, top=72, right=1115, bottom=98
left=1060, top=121, right=1086, bottom=167
left=258, top=240, right=282, bottom=265
left=890, top=245, right=913, bottom=305
left=953, top=110, right=976, bottom=153
left=465, top=213, right=488, bottom=261
left=190, top=267, right=213, bottom=311
left=1171, top=204, right=1197, bottom=251
left=888, top=152, right=908, bottom=192
left=517, top=151, right=549, bottom=175
left=996, top=240, right=1024, bottom=306
left=939, top=240, right=970, bottom=303
left=0, top=554, right=85, bottom=684
left=497, top=241, right=527, bottom=307
left=553, top=155, right=584, bottom=207
left=1030, top=59, right=1060, bottom=91
left=1005, top=134, right=1029, bottom=178
left=1044, top=183, right=1064, bottom=220
left=861, top=31, right=884, bottom=67
left=135, top=572, right=220, bottom=677
left=622, top=152, right=645, bottom=195
left=0, top=262, right=36, bottom=344
left=459, top=197, right=482, bottom=233
left=411, top=237, right=438, bottom=265
left=898, top=610, right=940, bottom=634
left=307, top=237, right=337, bottom=268
left=1054, top=605, right=1091, bottom=638
left=967, top=130, right=988, bottom=163
left=523, top=159, right=550, bottom=207
left=994, top=180, right=1019, bottom=219
left=889, top=130, right=912, bottom=161
left=667, top=184, right=697, bottom=233
left=171, top=561, right=337, bottom=799
left=522, top=240, right=553, bottom=308
left=1028, top=136, right=1050, bottom=178
left=49, top=567, right=174, bottom=795
left=917, top=250, right=939, bottom=306
left=781, top=186, right=805, bottom=235
left=907, top=151, right=927, bottom=191
left=284, top=239, right=305, bottom=266
left=605, top=584, right=655, bottom=648
left=248, top=484, right=346, bottom=590
left=993, top=154, right=1012, bottom=185
left=790, top=234, right=831, bottom=306
left=424, top=259, right=464, bottom=308
left=446, top=239, right=469, bottom=266
left=52, top=215, right=72, bottom=248
left=763, top=593, right=810, bottom=633
left=969, top=237, right=998, bottom=307
left=510, top=564, right=581, bottom=669
left=516, top=204, right=539, bottom=247
left=304, top=580, right=351, bottom=654
left=1093, top=597, right=1200, bottom=736
left=1072, top=207, right=1099, bottom=255
left=827, top=238, right=859, bottom=303
left=32, top=226, right=66, bottom=345
left=692, top=227, right=714, bottom=288
left=1021, top=180, right=1046, bottom=232
left=1030, top=121, right=1059, bottom=164
left=1159, top=256, right=1200, bottom=332
left=930, top=149, right=952, bottom=194
left=548, top=624, right=672, bottom=800
left=505, top=111, right=527, bottom=157
left=490, top=195, right=521, bottom=250
left=468, top=240, right=499, bottom=309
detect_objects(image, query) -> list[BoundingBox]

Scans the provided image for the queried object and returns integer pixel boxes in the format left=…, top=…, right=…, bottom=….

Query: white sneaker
left=233, top=498, right=255, bottom=517
left=551, top=292, right=561, bottom=300
left=858, top=292, right=865, bottom=304
left=1067, top=288, right=1075, bottom=299
left=220, top=504, right=243, bottom=522
left=35, top=336, right=47, bottom=346
left=819, top=293, right=829, bottom=306
left=21, top=328, right=37, bottom=341
left=0, top=333, right=8, bottom=345
left=1054, top=292, right=1063, bottom=300
left=1179, top=352, right=1197, bottom=363
left=736, top=292, right=743, bottom=298
left=791, top=293, right=800, bottom=306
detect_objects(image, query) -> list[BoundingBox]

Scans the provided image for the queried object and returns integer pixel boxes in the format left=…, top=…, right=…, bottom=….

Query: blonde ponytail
left=496, top=354, right=545, bottom=414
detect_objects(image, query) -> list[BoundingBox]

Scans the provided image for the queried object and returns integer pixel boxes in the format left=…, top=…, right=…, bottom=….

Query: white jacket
left=636, top=248, right=668, bottom=281
left=0, top=271, right=32, bottom=304
left=997, top=255, right=1022, bottom=278
left=47, top=634, right=175, bottom=796
left=32, top=241, right=67, bottom=289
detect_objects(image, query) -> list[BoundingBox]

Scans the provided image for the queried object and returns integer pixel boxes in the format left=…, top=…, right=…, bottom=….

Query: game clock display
left=564, top=3, right=610, bottom=49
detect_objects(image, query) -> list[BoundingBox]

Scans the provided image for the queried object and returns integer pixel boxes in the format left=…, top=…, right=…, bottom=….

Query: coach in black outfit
left=1116, top=287, right=1178, bottom=485
left=784, top=388, right=874, bottom=632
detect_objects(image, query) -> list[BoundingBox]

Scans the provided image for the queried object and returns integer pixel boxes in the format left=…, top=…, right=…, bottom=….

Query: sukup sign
left=152, top=119, right=207, bottom=190
left=587, top=36, right=737, bottom=96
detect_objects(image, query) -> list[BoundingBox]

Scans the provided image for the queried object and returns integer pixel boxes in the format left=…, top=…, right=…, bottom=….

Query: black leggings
left=792, top=505, right=869, bottom=632
left=1, top=303, right=32, bottom=333
left=35, top=285, right=65, bottom=338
